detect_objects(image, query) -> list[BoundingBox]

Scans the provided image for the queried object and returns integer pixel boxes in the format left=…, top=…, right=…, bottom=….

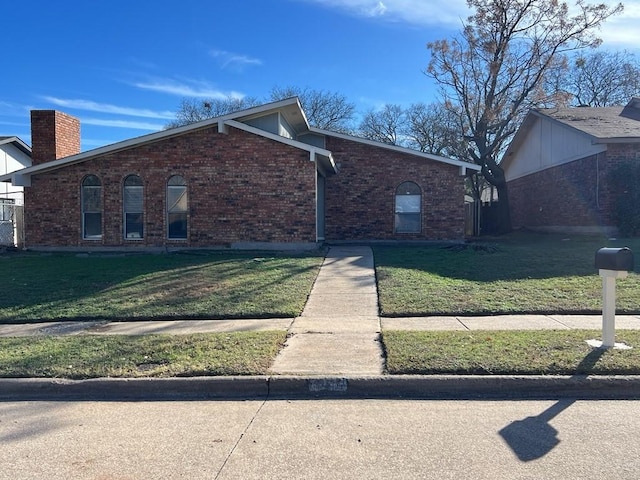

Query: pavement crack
left=213, top=395, right=268, bottom=480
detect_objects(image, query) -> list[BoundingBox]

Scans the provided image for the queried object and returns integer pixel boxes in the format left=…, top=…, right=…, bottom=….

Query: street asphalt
left=2, top=246, right=640, bottom=400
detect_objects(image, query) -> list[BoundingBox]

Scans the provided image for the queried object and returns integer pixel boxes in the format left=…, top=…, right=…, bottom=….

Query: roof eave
left=0, top=136, right=32, bottom=156
left=308, top=126, right=480, bottom=173
left=593, top=137, right=640, bottom=144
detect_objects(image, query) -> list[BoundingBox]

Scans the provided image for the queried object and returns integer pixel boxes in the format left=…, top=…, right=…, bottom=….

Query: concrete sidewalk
left=2, top=314, right=639, bottom=338
left=382, top=314, right=640, bottom=331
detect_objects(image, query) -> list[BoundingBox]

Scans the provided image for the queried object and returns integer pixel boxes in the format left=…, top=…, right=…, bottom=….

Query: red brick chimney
left=30, top=110, right=81, bottom=165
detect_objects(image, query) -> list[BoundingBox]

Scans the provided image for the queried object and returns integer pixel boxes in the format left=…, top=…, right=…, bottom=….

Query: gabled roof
left=0, top=96, right=478, bottom=184
left=0, top=136, right=32, bottom=156
left=539, top=98, right=640, bottom=142
left=0, top=98, right=320, bottom=184
left=502, top=98, right=640, bottom=171
left=308, top=127, right=481, bottom=174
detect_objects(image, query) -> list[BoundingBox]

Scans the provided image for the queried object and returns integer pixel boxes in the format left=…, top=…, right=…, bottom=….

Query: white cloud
left=41, top=97, right=175, bottom=119
left=81, top=118, right=164, bottom=131
left=209, top=49, right=264, bottom=71
left=367, top=1, right=387, bottom=17
left=299, top=0, right=639, bottom=49
left=298, top=0, right=470, bottom=26
left=133, top=79, right=246, bottom=99
left=598, top=1, right=640, bottom=49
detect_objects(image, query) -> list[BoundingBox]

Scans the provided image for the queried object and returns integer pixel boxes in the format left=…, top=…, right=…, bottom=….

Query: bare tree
left=405, top=102, right=469, bottom=158
left=427, top=0, right=623, bottom=232
left=167, top=86, right=357, bottom=132
left=269, top=86, right=356, bottom=133
left=358, top=104, right=405, bottom=145
left=165, top=97, right=261, bottom=129
left=567, top=50, right=640, bottom=106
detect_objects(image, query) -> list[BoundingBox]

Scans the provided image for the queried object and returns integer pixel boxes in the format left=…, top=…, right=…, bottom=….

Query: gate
left=0, top=199, right=23, bottom=248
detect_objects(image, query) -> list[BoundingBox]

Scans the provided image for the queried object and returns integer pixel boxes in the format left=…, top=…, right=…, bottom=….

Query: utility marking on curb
left=308, top=378, right=348, bottom=392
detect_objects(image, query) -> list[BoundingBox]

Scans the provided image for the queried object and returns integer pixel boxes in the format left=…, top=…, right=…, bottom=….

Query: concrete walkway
left=269, top=246, right=384, bottom=376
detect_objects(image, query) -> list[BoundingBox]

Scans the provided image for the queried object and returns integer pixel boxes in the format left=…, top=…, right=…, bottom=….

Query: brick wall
left=507, top=148, right=638, bottom=231
left=24, top=126, right=318, bottom=248
left=324, top=135, right=466, bottom=241
left=30, top=111, right=80, bottom=164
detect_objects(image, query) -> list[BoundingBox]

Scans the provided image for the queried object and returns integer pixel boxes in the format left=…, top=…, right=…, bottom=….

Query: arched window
left=82, top=175, right=102, bottom=239
left=167, top=175, right=188, bottom=239
left=123, top=175, right=144, bottom=239
left=395, top=181, right=422, bottom=233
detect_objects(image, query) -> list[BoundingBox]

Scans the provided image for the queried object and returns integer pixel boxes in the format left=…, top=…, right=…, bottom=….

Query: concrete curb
left=2, top=375, right=640, bottom=401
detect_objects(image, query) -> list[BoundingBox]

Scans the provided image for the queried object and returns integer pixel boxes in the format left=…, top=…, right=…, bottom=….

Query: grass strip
left=383, top=330, right=640, bottom=375
left=0, top=331, right=287, bottom=379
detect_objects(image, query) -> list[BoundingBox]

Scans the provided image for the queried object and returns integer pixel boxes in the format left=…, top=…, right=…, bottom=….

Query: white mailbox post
left=593, top=247, right=634, bottom=349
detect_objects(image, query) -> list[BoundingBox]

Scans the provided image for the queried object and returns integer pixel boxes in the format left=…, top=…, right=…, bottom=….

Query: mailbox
left=595, top=247, right=634, bottom=272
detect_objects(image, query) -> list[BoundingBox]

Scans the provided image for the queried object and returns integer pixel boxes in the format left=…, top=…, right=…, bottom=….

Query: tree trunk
left=494, top=181, right=512, bottom=234
left=479, top=156, right=512, bottom=234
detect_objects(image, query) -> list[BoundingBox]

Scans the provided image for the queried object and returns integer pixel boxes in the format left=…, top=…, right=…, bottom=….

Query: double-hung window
left=167, top=175, right=188, bottom=239
left=124, top=175, right=144, bottom=239
left=82, top=175, right=102, bottom=239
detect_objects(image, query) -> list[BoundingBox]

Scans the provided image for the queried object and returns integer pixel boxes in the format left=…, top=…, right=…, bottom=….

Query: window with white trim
left=394, top=181, right=422, bottom=233
left=82, top=175, right=102, bottom=239
left=167, top=175, right=188, bottom=239
left=124, top=175, right=144, bottom=239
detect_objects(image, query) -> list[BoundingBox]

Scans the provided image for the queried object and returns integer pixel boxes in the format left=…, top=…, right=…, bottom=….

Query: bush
left=610, top=162, right=640, bottom=236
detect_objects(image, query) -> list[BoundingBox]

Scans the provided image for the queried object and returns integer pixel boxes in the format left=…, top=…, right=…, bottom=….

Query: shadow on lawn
left=0, top=252, right=322, bottom=323
left=373, top=233, right=640, bottom=282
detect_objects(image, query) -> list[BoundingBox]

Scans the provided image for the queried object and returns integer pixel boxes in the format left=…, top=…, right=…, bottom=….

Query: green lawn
left=4, top=235, right=640, bottom=378
left=0, top=331, right=287, bottom=378
left=383, top=330, right=640, bottom=375
left=0, top=251, right=323, bottom=323
left=374, top=233, right=640, bottom=316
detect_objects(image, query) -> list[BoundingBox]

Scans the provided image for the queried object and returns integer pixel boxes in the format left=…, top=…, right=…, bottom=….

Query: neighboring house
left=0, top=98, right=479, bottom=250
left=0, top=136, right=31, bottom=246
left=502, top=98, right=640, bottom=235
left=0, top=136, right=31, bottom=202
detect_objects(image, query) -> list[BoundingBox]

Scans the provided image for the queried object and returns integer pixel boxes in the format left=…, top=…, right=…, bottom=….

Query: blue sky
left=3, top=0, right=639, bottom=150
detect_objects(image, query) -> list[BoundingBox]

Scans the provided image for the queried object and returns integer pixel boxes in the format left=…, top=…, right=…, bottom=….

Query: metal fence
left=0, top=199, right=23, bottom=248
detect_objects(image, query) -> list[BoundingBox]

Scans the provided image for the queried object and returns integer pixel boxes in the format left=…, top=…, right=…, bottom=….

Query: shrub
left=610, top=162, right=640, bottom=237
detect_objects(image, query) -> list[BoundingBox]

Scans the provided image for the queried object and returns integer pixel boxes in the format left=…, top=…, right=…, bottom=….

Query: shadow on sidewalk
left=498, top=348, right=606, bottom=462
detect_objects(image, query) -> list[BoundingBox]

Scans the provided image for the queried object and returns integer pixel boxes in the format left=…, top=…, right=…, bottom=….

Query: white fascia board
left=11, top=173, right=31, bottom=187
left=311, top=151, right=338, bottom=174
left=308, top=127, right=481, bottom=172
left=230, top=96, right=301, bottom=120
left=0, top=136, right=32, bottom=155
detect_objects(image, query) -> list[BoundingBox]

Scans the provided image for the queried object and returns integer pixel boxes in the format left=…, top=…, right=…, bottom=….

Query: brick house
left=503, top=98, right=640, bottom=235
left=0, top=98, right=478, bottom=250
left=0, top=136, right=31, bottom=203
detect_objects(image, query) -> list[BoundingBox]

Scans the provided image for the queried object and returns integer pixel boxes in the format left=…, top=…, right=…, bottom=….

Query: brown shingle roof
left=538, top=98, right=640, bottom=140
